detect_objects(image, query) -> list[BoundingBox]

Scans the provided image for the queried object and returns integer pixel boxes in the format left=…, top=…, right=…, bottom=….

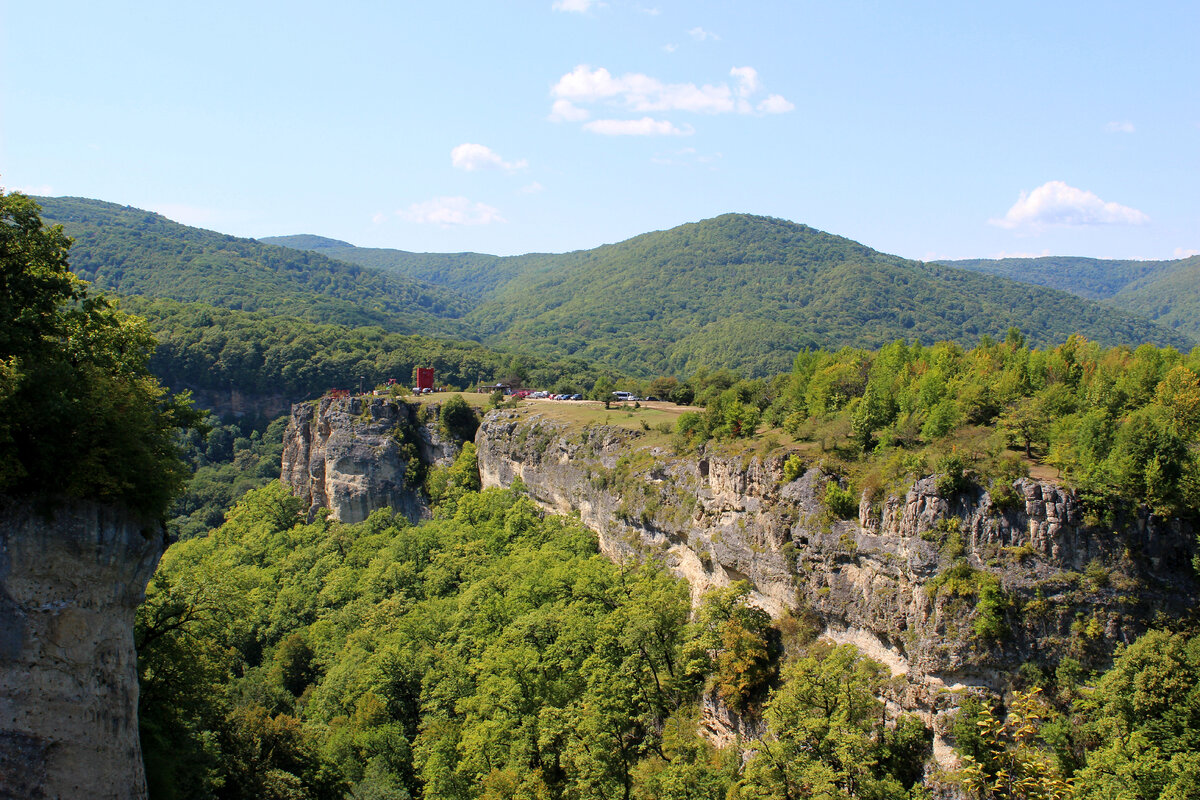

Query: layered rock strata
left=0, top=500, right=163, bottom=800
left=475, top=408, right=1196, bottom=749
left=281, top=396, right=457, bottom=524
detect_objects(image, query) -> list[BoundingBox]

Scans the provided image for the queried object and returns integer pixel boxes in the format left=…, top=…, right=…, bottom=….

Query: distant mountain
left=40, top=197, right=1190, bottom=380
left=37, top=197, right=472, bottom=335
left=261, top=235, right=532, bottom=301
left=458, top=214, right=1192, bottom=376
left=261, top=233, right=355, bottom=250
left=944, top=255, right=1200, bottom=341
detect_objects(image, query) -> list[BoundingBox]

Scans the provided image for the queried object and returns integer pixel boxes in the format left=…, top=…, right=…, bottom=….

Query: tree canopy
left=0, top=190, right=199, bottom=518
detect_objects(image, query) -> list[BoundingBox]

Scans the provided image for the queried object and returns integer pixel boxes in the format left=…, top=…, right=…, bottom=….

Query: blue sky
left=3, top=0, right=1197, bottom=260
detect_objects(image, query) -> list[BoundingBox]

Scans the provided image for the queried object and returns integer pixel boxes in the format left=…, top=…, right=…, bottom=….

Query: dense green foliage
left=108, top=201, right=1190, bottom=380
left=677, top=332, right=1200, bottom=517
left=954, top=629, right=1200, bottom=799
left=125, top=297, right=618, bottom=399
left=0, top=191, right=198, bottom=517
left=461, top=215, right=1190, bottom=377
left=948, top=254, right=1200, bottom=341
left=138, top=479, right=935, bottom=800
left=260, top=235, right=525, bottom=302
left=168, top=414, right=289, bottom=539
left=36, top=197, right=471, bottom=335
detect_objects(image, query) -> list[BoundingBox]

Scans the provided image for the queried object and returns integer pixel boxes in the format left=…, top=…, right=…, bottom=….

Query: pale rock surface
left=0, top=499, right=162, bottom=800
left=281, top=396, right=455, bottom=524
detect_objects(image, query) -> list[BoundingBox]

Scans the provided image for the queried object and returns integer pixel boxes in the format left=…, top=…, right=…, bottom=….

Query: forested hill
left=39, top=197, right=1193, bottom=380
left=36, top=197, right=472, bottom=335
left=260, top=234, right=529, bottom=301
left=461, top=214, right=1193, bottom=377
left=944, top=254, right=1200, bottom=341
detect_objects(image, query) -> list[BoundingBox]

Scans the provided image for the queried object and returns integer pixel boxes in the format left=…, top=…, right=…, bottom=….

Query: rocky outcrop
left=0, top=499, right=163, bottom=800
left=281, top=396, right=460, bottom=524
left=475, top=408, right=1197, bottom=753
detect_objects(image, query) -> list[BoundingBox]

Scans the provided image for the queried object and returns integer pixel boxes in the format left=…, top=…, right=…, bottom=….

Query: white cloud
left=396, top=197, right=505, bottom=226
left=688, top=26, right=719, bottom=41
left=990, top=181, right=1149, bottom=229
left=757, top=94, right=795, bottom=114
left=552, top=0, right=598, bottom=12
left=1105, top=121, right=1135, bottom=133
left=519, top=181, right=545, bottom=194
left=1174, top=247, right=1200, bottom=258
left=372, top=212, right=387, bottom=224
left=550, top=64, right=791, bottom=119
left=637, top=6, right=660, bottom=15
left=548, top=99, right=590, bottom=122
left=450, top=143, right=527, bottom=172
left=730, top=66, right=760, bottom=97
left=583, top=117, right=693, bottom=136
left=662, top=43, right=678, bottom=53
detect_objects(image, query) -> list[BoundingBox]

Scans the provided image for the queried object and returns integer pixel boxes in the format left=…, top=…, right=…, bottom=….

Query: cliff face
left=281, top=396, right=457, bottom=524
left=0, top=500, right=163, bottom=800
left=475, top=408, right=1197, bottom=747
left=277, top=400, right=1196, bottom=758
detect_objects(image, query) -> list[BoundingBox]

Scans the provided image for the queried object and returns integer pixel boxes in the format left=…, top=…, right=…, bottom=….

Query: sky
left=3, top=0, right=1198, bottom=261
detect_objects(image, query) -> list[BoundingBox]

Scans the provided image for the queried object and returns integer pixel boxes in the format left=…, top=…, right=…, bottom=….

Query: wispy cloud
left=549, top=64, right=792, bottom=133
left=519, top=181, right=545, bottom=194
left=990, top=181, right=1149, bottom=230
left=688, top=26, right=719, bottom=42
left=1175, top=247, right=1200, bottom=258
left=583, top=117, right=693, bottom=136
left=450, top=143, right=528, bottom=172
left=1105, top=121, right=1135, bottom=133
left=396, top=197, right=504, bottom=226
left=548, top=99, right=590, bottom=122
left=552, top=0, right=601, bottom=12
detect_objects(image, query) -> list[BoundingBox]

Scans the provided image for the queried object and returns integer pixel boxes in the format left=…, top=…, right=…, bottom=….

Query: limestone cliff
left=474, top=407, right=1197, bottom=752
left=0, top=499, right=163, bottom=800
left=277, top=399, right=1197, bottom=761
left=281, top=396, right=458, bottom=524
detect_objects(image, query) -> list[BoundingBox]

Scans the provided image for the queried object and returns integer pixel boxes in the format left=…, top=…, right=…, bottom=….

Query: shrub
left=439, top=394, right=478, bottom=441
left=935, top=453, right=969, bottom=496
left=783, top=454, right=805, bottom=483
left=824, top=481, right=858, bottom=519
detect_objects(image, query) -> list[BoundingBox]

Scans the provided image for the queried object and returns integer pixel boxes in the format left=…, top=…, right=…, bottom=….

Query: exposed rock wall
left=0, top=499, right=163, bottom=800
left=281, top=396, right=459, bottom=524
left=475, top=408, right=1197, bottom=746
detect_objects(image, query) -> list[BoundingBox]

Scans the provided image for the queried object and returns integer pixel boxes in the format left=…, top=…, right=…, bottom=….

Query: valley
left=2, top=190, right=1198, bottom=800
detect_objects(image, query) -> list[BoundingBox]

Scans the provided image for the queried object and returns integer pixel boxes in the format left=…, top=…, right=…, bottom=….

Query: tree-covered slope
left=462, top=214, right=1192, bottom=377
left=945, top=254, right=1200, bottom=340
left=124, top=297, right=618, bottom=401
left=1114, top=256, right=1200, bottom=337
left=36, top=197, right=472, bottom=335
left=261, top=234, right=535, bottom=302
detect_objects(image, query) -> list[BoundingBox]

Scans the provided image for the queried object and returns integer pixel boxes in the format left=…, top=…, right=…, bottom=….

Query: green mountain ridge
left=36, top=196, right=1193, bottom=382
left=459, top=214, right=1193, bottom=376
left=943, top=254, right=1200, bottom=340
left=36, top=197, right=473, bottom=336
